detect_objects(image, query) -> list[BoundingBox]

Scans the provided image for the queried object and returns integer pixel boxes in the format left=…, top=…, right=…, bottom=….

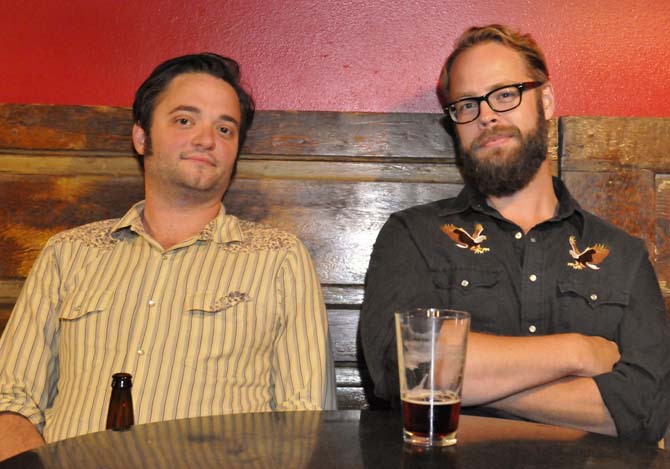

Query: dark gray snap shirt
left=361, top=178, right=670, bottom=442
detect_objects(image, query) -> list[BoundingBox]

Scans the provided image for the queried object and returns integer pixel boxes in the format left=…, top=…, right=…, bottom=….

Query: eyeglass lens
left=449, top=86, right=522, bottom=124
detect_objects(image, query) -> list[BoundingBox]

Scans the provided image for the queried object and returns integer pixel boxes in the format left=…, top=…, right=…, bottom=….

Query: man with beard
left=360, top=24, right=670, bottom=441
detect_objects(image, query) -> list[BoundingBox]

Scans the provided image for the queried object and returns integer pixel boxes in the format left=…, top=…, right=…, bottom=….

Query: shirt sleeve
left=0, top=242, right=62, bottom=433
left=593, top=245, right=670, bottom=442
left=272, top=239, right=337, bottom=411
left=360, top=214, right=444, bottom=404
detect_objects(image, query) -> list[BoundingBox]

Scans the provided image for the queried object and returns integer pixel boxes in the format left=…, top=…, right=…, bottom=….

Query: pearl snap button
left=461, top=280, right=469, bottom=287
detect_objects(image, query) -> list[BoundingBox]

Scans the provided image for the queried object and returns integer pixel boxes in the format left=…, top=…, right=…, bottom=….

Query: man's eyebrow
left=168, top=105, right=240, bottom=128
left=452, top=81, right=520, bottom=101
left=168, top=105, right=200, bottom=115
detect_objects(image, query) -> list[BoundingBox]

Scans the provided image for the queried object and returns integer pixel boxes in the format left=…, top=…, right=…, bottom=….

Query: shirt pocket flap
left=432, top=267, right=502, bottom=290
left=60, top=290, right=113, bottom=320
left=184, top=291, right=251, bottom=314
left=557, top=278, right=630, bottom=308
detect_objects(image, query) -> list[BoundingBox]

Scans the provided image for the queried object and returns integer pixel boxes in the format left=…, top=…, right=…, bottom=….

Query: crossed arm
left=361, top=215, right=633, bottom=438
left=458, top=332, right=619, bottom=435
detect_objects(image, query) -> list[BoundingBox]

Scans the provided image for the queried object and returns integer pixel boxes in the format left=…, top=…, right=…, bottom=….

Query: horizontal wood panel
left=322, top=285, right=364, bottom=307
left=0, top=104, right=560, bottom=164
left=0, top=104, right=455, bottom=160
left=0, top=306, right=10, bottom=339
left=0, top=174, right=145, bottom=277
left=226, top=178, right=463, bottom=284
left=0, top=153, right=464, bottom=183
left=241, top=111, right=454, bottom=158
left=562, top=169, right=656, bottom=257
left=560, top=116, right=670, bottom=172
left=328, top=309, right=360, bottom=362
left=0, top=280, right=22, bottom=303
left=1, top=173, right=462, bottom=283
left=336, top=387, right=368, bottom=410
left=0, top=104, right=134, bottom=152
left=335, top=365, right=363, bottom=387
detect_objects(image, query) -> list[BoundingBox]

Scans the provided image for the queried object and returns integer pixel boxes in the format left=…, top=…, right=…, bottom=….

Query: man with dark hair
left=0, top=53, right=336, bottom=460
left=361, top=24, right=670, bottom=441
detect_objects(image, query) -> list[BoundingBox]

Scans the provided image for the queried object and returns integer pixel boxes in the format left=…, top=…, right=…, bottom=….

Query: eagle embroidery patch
left=567, top=235, right=609, bottom=270
left=441, top=223, right=490, bottom=254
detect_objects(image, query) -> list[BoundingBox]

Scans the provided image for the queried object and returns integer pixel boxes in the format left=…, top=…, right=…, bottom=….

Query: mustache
left=471, top=126, right=522, bottom=150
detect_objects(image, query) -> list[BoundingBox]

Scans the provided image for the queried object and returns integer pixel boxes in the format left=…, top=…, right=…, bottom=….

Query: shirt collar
left=437, top=177, right=586, bottom=232
left=111, top=200, right=245, bottom=245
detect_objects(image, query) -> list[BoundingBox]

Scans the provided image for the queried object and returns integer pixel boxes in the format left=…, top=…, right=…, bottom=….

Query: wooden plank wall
left=559, top=117, right=670, bottom=311
left=1, top=103, right=668, bottom=410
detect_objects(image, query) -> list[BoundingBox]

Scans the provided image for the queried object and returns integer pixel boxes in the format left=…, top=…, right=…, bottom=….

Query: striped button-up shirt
left=0, top=201, right=337, bottom=443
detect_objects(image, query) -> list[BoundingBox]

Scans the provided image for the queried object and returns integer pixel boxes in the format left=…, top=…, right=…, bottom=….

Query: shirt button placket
left=522, top=231, right=543, bottom=336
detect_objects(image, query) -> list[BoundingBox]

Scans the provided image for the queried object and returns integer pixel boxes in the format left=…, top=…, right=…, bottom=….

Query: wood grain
left=0, top=306, right=11, bottom=338
left=560, top=116, right=670, bottom=172
left=562, top=169, right=656, bottom=256
left=0, top=103, right=133, bottom=152
left=0, top=174, right=145, bottom=277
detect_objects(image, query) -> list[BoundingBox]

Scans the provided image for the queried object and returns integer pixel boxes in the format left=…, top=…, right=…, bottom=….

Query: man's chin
left=471, top=141, right=521, bottom=163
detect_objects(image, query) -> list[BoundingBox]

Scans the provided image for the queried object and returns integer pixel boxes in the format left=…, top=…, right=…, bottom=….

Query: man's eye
left=494, top=90, right=518, bottom=102
left=176, top=117, right=191, bottom=125
left=455, top=101, right=476, bottom=113
left=218, top=126, right=232, bottom=136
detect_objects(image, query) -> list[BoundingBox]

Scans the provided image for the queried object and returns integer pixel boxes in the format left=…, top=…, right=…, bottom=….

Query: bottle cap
left=111, top=372, right=133, bottom=389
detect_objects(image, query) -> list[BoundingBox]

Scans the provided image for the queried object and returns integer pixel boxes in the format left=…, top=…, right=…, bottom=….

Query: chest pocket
left=184, top=291, right=250, bottom=314
left=556, top=277, right=628, bottom=338
left=431, top=267, right=505, bottom=332
left=180, top=290, right=269, bottom=379
left=60, top=290, right=114, bottom=321
left=59, top=290, right=115, bottom=362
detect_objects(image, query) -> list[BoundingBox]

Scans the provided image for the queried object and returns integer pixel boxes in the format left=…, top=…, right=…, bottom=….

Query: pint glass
left=395, top=308, right=470, bottom=446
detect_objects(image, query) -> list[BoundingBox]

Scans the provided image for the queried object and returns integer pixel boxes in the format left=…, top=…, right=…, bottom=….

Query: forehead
left=449, top=42, right=531, bottom=98
left=154, top=72, right=241, bottom=119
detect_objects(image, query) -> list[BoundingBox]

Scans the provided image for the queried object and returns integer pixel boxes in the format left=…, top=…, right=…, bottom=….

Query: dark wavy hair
left=132, top=53, right=255, bottom=159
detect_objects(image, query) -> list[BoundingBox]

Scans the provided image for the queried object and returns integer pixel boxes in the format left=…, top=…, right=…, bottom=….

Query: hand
left=572, top=334, right=620, bottom=377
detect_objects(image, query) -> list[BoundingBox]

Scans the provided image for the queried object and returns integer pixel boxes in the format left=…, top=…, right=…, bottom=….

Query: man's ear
left=541, top=82, right=555, bottom=121
left=132, top=123, right=147, bottom=155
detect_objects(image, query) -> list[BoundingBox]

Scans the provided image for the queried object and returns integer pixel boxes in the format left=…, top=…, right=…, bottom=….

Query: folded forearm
left=461, top=332, right=619, bottom=405
left=0, top=412, right=45, bottom=461
left=487, top=376, right=616, bottom=436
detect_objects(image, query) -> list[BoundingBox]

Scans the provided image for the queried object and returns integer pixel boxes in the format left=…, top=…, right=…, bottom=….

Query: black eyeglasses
left=445, top=81, right=545, bottom=124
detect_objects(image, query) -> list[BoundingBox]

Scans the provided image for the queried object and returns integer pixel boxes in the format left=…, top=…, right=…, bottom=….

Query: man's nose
left=192, top=124, right=215, bottom=148
left=477, top=100, right=499, bottom=127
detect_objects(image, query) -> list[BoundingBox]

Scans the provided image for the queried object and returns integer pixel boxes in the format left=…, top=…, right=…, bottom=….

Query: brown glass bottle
left=106, top=372, right=134, bottom=431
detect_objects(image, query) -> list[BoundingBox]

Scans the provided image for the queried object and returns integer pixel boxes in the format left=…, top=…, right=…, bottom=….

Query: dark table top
left=2, top=410, right=668, bottom=468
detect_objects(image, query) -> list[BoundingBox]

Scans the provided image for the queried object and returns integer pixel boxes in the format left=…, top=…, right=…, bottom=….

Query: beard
left=454, top=102, right=548, bottom=197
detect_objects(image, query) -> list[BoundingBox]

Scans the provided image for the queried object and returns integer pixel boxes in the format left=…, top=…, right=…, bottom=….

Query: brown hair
left=439, top=24, right=549, bottom=104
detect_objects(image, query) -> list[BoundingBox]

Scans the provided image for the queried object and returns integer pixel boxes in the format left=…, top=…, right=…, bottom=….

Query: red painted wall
left=2, top=0, right=669, bottom=116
